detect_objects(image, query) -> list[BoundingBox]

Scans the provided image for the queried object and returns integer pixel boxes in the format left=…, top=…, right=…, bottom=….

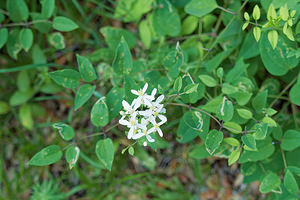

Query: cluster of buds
left=119, top=83, right=167, bottom=144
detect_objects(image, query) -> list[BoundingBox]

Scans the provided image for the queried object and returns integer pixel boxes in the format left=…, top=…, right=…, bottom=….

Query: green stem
left=0, top=63, right=64, bottom=73
left=217, top=6, right=236, bottom=15
left=1, top=20, right=52, bottom=28
left=167, top=102, right=255, bottom=134
left=199, top=0, right=249, bottom=64
left=269, top=75, right=298, bottom=108
left=281, top=147, right=287, bottom=169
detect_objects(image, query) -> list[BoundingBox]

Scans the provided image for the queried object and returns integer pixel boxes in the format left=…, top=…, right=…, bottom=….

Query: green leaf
left=0, top=28, right=8, bottom=49
left=262, top=117, right=277, bottom=127
left=237, top=108, right=252, bottom=119
left=112, top=36, right=133, bottom=76
left=32, top=44, right=46, bottom=64
left=184, top=83, right=198, bottom=94
left=49, top=69, right=81, bottom=89
left=19, top=104, right=33, bottom=130
left=225, top=59, right=249, bottom=83
left=242, top=134, right=256, bottom=150
left=183, top=111, right=204, bottom=132
left=189, top=144, right=210, bottom=159
left=217, top=97, right=233, bottom=122
left=268, top=30, right=278, bottom=49
left=48, top=32, right=65, bottom=49
left=284, top=26, right=295, bottom=41
left=199, top=75, right=217, bottom=87
left=279, top=5, right=289, bottom=21
left=289, top=83, right=300, bottom=106
left=223, top=122, right=242, bottom=134
left=244, top=12, right=250, bottom=21
left=17, top=70, right=30, bottom=92
left=53, top=16, right=78, bottom=32
left=29, top=145, right=63, bottom=166
left=76, top=54, right=97, bottom=82
left=242, top=22, right=249, bottom=30
left=205, top=130, right=223, bottom=155
left=152, top=0, right=181, bottom=37
left=184, top=0, right=218, bottom=18
left=181, top=15, right=198, bottom=35
left=106, top=87, right=124, bottom=121
left=267, top=4, right=276, bottom=21
left=0, top=101, right=10, bottom=115
left=253, top=27, right=261, bottom=42
left=52, top=122, right=75, bottom=141
left=224, top=137, right=240, bottom=147
left=253, top=5, right=260, bottom=20
left=259, top=172, right=281, bottom=193
left=281, top=130, right=300, bottom=151
left=19, top=28, right=33, bottom=52
left=252, top=90, right=268, bottom=111
left=177, top=111, right=210, bottom=143
left=259, top=33, right=298, bottom=76
left=100, top=26, right=136, bottom=49
left=254, top=123, right=268, bottom=140
left=228, top=149, right=240, bottom=166
left=31, top=13, right=51, bottom=33
left=6, top=29, right=22, bottom=59
left=9, top=89, right=34, bottom=106
left=6, top=0, right=29, bottom=22
left=128, top=147, right=134, bottom=156
left=163, top=42, right=184, bottom=78
left=139, top=20, right=151, bottom=49
left=91, top=97, right=109, bottom=127
left=114, top=0, right=153, bottom=22
left=95, top=138, right=114, bottom=171
left=41, top=0, right=55, bottom=18
left=74, top=84, right=96, bottom=110
left=65, top=146, right=80, bottom=169
left=216, top=68, right=224, bottom=79
left=174, top=76, right=182, bottom=92
left=284, top=170, right=299, bottom=195
left=239, top=137, right=275, bottom=163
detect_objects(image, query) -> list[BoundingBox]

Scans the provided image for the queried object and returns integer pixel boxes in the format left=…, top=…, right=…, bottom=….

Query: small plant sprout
left=119, top=83, right=167, bottom=143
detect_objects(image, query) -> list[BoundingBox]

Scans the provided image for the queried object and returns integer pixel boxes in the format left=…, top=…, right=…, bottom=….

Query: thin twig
left=269, top=75, right=298, bottom=108
left=167, top=102, right=255, bottom=134
left=1, top=20, right=51, bottom=28
left=217, top=6, right=236, bottom=15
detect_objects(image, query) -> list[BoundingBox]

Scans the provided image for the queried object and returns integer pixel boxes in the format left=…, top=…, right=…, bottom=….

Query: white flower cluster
left=119, top=83, right=167, bottom=144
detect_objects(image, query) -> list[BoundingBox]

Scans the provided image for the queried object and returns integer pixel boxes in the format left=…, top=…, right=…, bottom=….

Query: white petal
left=128, top=127, right=134, bottom=139
left=148, top=127, right=155, bottom=134
left=146, top=134, right=155, bottom=142
left=131, top=98, right=137, bottom=107
left=151, top=88, right=157, bottom=97
left=156, top=95, right=164, bottom=104
left=122, top=100, right=131, bottom=110
left=142, top=83, right=148, bottom=93
left=133, top=99, right=141, bottom=110
left=141, top=110, right=153, bottom=117
left=131, top=90, right=139, bottom=95
left=132, top=132, right=144, bottom=139
left=158, top=115, right=167, bottom=125
left=157, top=128, right=163, bottom=137
left=119, top=119, right=130, bottom=126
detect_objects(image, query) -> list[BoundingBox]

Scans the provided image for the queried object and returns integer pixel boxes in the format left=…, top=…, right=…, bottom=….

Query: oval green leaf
left=29, top=145, right=63, bottom=166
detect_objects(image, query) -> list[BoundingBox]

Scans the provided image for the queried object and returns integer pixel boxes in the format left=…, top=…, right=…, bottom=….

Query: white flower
left=121, top=99, right=139, bottom=115
left=119, top=112, right=139, bottom=139
left=132, top=126, right=155, bottom=142
left=148, top=117, right=165, bottom=137
left=131, top=83, right=154, bottom=108
left=119, top=83, right=167, bottom=145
